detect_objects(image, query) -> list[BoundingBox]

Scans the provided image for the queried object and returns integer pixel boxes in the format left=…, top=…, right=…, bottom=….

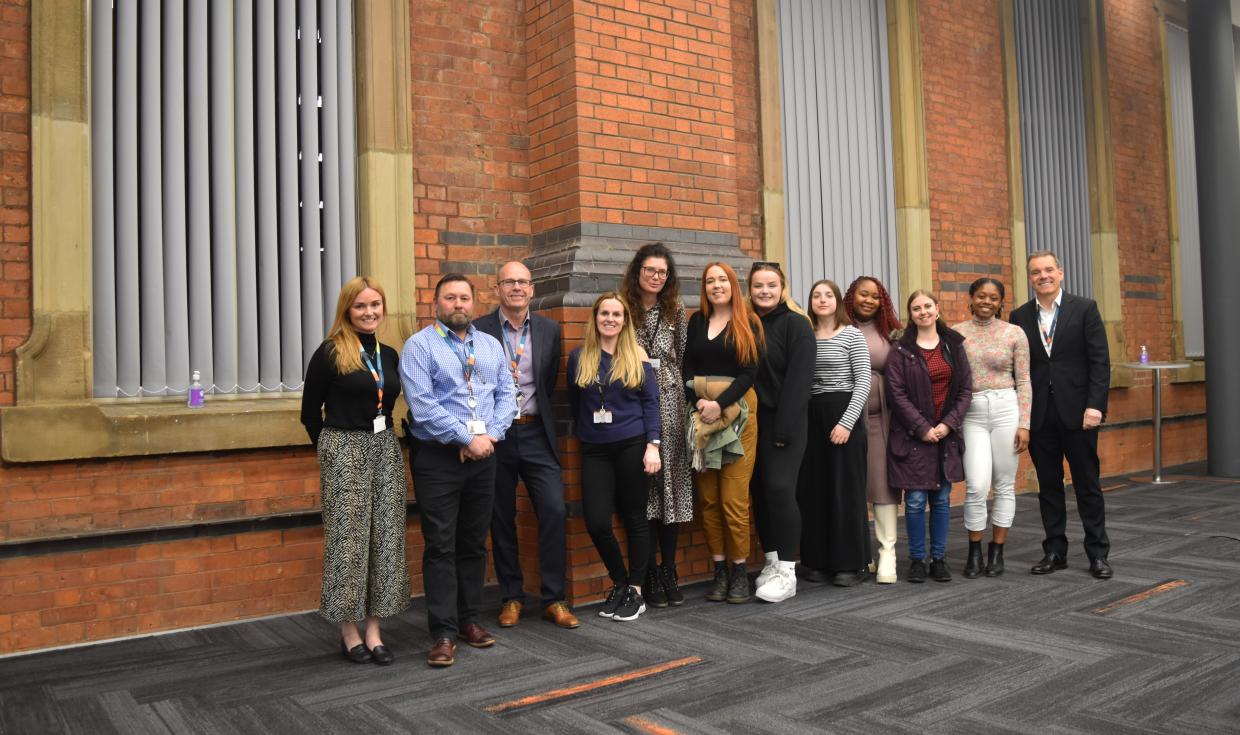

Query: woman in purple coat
left=886, top=290, right=972, bottom=584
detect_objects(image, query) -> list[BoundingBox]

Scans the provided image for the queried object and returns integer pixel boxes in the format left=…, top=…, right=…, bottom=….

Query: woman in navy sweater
left=568, top=293, right=662, bottom=622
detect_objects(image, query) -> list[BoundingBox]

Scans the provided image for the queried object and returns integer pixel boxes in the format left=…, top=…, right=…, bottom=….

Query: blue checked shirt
left=400, top=321, right=516, bottom=446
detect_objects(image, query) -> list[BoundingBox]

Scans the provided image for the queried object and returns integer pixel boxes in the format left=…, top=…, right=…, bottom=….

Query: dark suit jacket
left=473, top=309, right=562, bottom=462
left=1010, top=292, right=1110, bottom=432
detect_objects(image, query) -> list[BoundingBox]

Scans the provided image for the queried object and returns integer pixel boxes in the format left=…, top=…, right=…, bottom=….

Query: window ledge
left=1169, top=359, right=1205, bottom=384
left=0, top=395, right=309, bottom=463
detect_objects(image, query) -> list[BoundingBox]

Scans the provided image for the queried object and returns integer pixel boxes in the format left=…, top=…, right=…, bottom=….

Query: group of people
left=299, top=246, right=1114, bottom=669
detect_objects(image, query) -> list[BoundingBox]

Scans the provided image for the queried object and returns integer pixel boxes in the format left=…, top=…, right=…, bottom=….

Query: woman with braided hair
left=843, top=276, right=902, bottom=583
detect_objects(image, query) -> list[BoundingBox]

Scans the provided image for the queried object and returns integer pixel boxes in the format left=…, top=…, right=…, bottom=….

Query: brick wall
left=411, top=0, right=531, bottom=319
left=920, top=0, right=1012, bottom=319
left=0, top=0, right=29, bottom=407
left=1104, top=0, right=1175, bottom=364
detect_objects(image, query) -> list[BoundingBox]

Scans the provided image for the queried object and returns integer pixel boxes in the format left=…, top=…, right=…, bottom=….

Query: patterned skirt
left=317, top=427, right=411, bottom=622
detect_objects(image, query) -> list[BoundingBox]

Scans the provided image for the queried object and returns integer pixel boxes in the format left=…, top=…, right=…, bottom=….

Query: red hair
left=844, top=276, right=900, bottom=342
left=699, top=262, right=764, bottom=365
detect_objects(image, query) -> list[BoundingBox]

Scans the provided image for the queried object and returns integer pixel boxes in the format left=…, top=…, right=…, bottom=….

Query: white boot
left=755, top=561, right=797, bottom=603
left=874, top=504, right=898, bottom=584
left=755, top=551, right=779, bottom=589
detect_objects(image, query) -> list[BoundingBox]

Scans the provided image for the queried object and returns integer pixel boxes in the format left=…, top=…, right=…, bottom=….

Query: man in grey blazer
left=474, top=261, right=578, bottom=628
left=1009, top=250, right=1112, bottom=580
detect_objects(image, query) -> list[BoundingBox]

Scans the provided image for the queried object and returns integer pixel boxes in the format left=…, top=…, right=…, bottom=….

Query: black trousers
left=751, top=406, right=806, bottom=561
left=412, top=441, right=496, bottom=639
left=580, top=436, right=650, bottom=587
left=1029, top=394, right=1110, bottom=561
left=797, top=392, right=870, bottom=572
left=491, top=421, right=566, bottom=605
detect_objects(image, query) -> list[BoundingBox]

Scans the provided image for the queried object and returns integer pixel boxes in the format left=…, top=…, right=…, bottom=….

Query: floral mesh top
left=952, top=316, right=1032, bottom=430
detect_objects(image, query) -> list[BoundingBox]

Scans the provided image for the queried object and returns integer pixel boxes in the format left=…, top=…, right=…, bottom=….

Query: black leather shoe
left=929, top=558, right=952, bottom=582
left=797, top=566, right=830, bottom=583
left=963, top=541, right=983, bottom=579
left=907, top=559, right=927, bottom=583
left=341, top=639, right=372, bottom=664
left=368, top=644, right=395, bottom=666
left=984, top=542, right=1005, bottom=577
left=1090, top=558, right=1114, bottom=580
left=1031, top=554, right=1068, bottom=575
left=830, top=571, right=863, bottom=587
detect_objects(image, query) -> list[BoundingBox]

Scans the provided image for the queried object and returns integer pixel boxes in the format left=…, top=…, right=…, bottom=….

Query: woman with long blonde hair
left=568, top=293, right=662, bottom=622
left=300, top=276, right=409, bottom=666
left=683, top=262, right=764, bottom=603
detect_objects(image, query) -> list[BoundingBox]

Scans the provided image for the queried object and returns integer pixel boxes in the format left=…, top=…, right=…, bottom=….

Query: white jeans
left=962, top=388, right=1020, bottom=531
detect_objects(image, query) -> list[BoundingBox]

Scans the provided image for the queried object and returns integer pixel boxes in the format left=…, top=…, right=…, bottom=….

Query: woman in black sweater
left=747, top=262, right=815, bottom=603
left=300, top=276, right=408, bottom=666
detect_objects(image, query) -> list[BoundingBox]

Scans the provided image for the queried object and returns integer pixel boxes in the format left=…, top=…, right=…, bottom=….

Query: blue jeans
left=905, top=484, right=951, bottom=560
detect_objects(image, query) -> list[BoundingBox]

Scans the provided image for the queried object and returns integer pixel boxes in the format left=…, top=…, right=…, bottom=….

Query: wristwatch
left=650, top=439, right=661, bottom=446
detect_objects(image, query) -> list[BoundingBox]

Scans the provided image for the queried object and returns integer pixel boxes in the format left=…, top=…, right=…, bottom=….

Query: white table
left=1122, top=361, right=1191, bottom=484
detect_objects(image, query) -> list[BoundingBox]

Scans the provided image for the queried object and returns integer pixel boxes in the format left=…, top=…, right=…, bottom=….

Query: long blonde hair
left=327, top=276, right=388, bottom=375
left=575, top=293, right=647, bottom=389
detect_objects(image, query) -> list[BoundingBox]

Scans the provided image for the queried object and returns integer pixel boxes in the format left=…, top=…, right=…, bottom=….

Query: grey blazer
left=473, top=309, right=562, bottom=462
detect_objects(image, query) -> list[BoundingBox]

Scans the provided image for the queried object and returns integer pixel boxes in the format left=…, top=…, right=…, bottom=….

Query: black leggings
left=581, top=436, right=650, bottom=586
left=646, top=519, right=680, bottom=571
left=751, top=407, right=806, bottom=560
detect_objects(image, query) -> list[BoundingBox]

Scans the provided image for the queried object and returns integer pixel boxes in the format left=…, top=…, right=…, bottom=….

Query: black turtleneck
left=753, top=302, right=815, bottom=445
left=300, top=331, right=402, bottom=446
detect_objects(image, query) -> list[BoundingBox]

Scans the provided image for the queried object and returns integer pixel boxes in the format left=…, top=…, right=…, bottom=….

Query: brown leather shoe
left=457, top=622, right=496, bottom=648
left=497, top=600, right=522, bottom=628
left=542, top=601, right=580, bottom=629
left=427, top=637, right=456, bottom=667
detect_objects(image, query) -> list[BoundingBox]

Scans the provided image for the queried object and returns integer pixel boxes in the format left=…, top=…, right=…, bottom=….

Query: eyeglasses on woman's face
left=640, top=266, right=669, bottom=280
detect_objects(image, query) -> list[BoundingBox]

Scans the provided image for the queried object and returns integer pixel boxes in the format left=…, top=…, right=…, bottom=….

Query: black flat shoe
left=797, top=566, right=830, bottom=583
left=1089, top=558, right=1113, bottom=580
left=1030, top=554, right=1067, bottom=575
left=369, top=644, right=395, bottom=666
left=341, top=639, right=372, bottom=664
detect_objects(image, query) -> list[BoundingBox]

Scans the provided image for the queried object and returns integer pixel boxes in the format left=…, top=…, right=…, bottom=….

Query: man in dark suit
left=1010, top=250, right=1113, bottom=580
left=474, top=261, right=578, bottom=628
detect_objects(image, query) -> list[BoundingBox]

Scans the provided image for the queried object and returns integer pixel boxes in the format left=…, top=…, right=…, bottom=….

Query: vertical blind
left=776, top=0, right=899, bottom=307
left=1166, top=23, right=1204, bottom=358
left=1013, top=0, right=1093, bottom=297
left=90, top=0, right=359, bottom=398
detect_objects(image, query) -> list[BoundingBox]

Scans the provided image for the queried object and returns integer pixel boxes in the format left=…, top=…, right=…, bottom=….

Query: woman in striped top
left=796, top=279, right=873, bottom=586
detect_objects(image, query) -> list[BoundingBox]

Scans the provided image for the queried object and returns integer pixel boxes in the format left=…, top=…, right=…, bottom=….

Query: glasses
left=498, top=279, right=532, bottom=289
left=641, top=266, right=669, bottom=280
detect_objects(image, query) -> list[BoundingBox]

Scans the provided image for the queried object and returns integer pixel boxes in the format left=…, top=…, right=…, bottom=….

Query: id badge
left=372, top=416, right=386, bottom=434
left=467, top=419, right=487, bottom=435
left=593, top=409, right=613, bottom=424
left=649, top=358, right=661, bottom=369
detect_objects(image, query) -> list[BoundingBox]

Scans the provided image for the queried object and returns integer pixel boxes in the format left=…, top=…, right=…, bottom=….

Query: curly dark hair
left=968, top=277, right=1007, bottom=318
left=621, top=242, right=680, bottom=329
left=843, top=276, right=900, bottom=342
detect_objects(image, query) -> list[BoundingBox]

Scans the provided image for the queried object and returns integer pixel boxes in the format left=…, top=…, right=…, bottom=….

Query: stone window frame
left=756, top=0, right=933, bottom=299
left=0, top=0, right=416, bottom=462
left=999, top=0, right=1133, bottom=388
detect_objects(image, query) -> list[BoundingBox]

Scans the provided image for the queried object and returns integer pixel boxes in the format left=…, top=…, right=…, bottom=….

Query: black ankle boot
left=963, top=540, right=984, bottom=579
left=659, top=564, right=684, bottom=606
left=726, top=562, right=751, bottom=603
left=706, top=561, right=728, bottom=602
left=984, top=542, right=1005, bottom=577
left=644, top=566, right=668, bottom=608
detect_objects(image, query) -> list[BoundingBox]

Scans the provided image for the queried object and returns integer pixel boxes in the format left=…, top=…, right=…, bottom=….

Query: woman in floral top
left=952, top=278, right=1031, bottom=578
left=621, top=243, right=690, bottom=608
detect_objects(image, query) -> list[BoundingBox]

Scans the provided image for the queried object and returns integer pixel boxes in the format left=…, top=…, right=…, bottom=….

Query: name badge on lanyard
left=359, top=340, right=386, bottom=434
left=436, top=322, right=486, bottom=435
left=504, top=321, right=529, bottom=419
left=649, top=358, right=661, bottom=369
left=466, top=419, right=487, bottom=435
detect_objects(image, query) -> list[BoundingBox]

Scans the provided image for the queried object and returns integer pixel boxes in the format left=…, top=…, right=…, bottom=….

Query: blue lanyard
left=433, top=322, right=476, bottom=383
left=358, top=340, right=384, bottom=415
left=503, top=319, right=529, bottom=384
left=1040, top=304, right=1059, bottom=352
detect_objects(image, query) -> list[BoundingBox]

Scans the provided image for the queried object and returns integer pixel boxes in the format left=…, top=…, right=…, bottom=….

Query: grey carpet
left=3, top=468, right=1239, bottom=734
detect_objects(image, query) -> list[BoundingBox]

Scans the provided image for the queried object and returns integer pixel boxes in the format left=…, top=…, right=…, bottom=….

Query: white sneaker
left=755, top=553, right=779, bottom=589
left=755, top=567, right=797, bottom=603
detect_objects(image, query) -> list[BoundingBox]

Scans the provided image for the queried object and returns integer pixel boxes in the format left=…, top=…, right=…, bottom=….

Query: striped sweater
left=810, top=324, right=872, bottom=430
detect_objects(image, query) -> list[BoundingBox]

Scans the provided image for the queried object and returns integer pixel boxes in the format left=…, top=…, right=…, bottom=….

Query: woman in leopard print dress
left=301, top=277, right=410, bottom=666
left=622, top=243, right=691, bottom=607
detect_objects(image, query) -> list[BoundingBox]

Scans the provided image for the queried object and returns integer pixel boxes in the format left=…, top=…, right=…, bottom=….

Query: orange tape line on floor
left=624, top=715, right=681, bottom=734
left=1092, top=579, right=1188, bottom=615
left=483, top=656, right=704, bottom=714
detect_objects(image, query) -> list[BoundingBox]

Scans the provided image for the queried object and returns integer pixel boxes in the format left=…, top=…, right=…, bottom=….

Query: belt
left=511, top=415, right=539, bottom=425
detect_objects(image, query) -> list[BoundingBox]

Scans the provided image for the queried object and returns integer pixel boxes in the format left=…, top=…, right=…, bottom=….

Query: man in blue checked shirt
left=401, top=273, right=515, bottom=668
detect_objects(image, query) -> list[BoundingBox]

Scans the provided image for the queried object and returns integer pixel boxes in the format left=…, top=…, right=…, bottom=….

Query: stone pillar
left=1187, top=0, right=1240, bottom=477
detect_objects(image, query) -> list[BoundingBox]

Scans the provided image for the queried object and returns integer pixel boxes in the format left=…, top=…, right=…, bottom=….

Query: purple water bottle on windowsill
left=188, top=370, right=205, bottom=408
